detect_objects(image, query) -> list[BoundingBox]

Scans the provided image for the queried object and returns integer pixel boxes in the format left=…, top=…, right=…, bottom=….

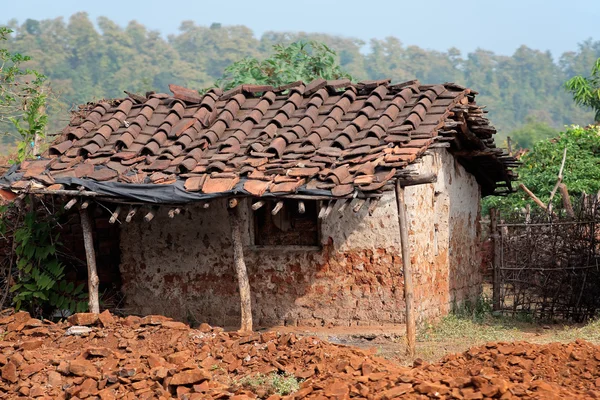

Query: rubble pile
left=0, top=310, right=599, bottom=399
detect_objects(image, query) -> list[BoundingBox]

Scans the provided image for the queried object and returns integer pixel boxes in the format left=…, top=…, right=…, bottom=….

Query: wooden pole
left=394, top=180, right=415, bottom=359
left=228, top=204, right=253, bottom=332
left=490, top=208, right=501, bottom=311
left=558, top=183, right=575, bottom=218
left=79, top=207, right=100, bottom=314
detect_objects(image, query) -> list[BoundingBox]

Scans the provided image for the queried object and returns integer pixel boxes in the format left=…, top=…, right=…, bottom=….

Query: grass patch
left=418, top=295, right=536, bottom=343
left=236, top=372, right=301, bottom=396
left=552, top=318, right=600, bottom=342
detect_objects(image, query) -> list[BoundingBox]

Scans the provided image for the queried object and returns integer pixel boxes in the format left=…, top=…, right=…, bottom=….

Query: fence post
left=490, top=208, right=501, bottom=311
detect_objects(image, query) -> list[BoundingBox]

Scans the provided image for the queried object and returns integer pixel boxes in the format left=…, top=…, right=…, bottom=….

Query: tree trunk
left=228, top=205, right=253, bottom=332
left=394, top=181, right=415, bottom=359
left=79, top=207, right=100, bottom=314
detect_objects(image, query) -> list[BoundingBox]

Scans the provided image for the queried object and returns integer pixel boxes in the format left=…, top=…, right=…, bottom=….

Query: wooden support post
left=367, top=198, right=379, bottom=216
left=559, top=183, right=575, bottom=218
left=337, top=199, right=351, bottom=214
left=298, top=200, right=305, bottom=214
left=252, top=200, right=265, bottom=211
left=353, top=199, right=366, bottom=213
left=228, top=204, right=252, bottom=332
left=109, top=206, right=121, bottom=224
left=321, top=201, right=334, bottom=219
left=519, top=183, right=549, bottom=212
left=144, top=208, right=157, bottom=222
left=64, top=198, right=78, bottom=210
left=394, top=180, right=415, bottom=359
left=490, top=208, right=501, bottom=311
left=79, top=207, right=100, bottom=314
left=271, top=201, right=284, bottom=215
left=318, top=203, right=328, bottom=219
left=125, top=206, right=138, bottom=223
left=168, top=208, right=181, bottom=218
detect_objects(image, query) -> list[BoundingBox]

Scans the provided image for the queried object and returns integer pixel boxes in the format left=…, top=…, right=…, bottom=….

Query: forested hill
left=3, top=12, right=600, bottom=141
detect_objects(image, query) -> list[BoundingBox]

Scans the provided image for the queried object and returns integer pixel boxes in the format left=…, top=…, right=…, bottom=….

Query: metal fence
left=491, top=197, right=600, bottom=322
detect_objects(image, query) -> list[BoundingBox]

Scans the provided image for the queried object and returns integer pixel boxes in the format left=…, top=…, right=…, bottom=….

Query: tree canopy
left=484, top=125, right=600, bottom=215
left=214, top=41, right=352, bottom=90
left=2, top=13, right=600, bottom=152
left=565, top=58, right=600, bottom=122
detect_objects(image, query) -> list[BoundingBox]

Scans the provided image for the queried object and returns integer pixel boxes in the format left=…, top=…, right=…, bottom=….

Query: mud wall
left=118, top=149, right=482, bottom=327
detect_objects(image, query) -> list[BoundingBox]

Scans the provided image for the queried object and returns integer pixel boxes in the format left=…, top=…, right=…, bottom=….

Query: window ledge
left=248, top=245, right=322, bottom=252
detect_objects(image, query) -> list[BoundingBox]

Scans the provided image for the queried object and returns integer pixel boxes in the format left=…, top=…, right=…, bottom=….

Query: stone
left=20, top=339, right=44, bottom=351
left=140, top=315, right=170, bottom=325
left=68, top=313, right=99, bottom=326
left=170, top=368, right=210, bottom=385
left=65, top=326, right=93, bottom=336
left=78, top=378, right=98, bottom=398
left=48, top=370, right=62, bottom=387
left=57, top=361, right=70, bottom=375
left=98, top=310, right=116, bottom=327
left=29, top=384, right=44, bottom=397
left=161, top=321, right=188, bottom=330
left=323, top=381, right=349, bottom=397
left=84, top=347, right=112, bottom=358
left=20, top=362, right=44, bottom=378
left=69, top=359, right=100, bottom=379
left=167, top=350, right=192, bottom=365
left=1, top=362, right=18, bottom=383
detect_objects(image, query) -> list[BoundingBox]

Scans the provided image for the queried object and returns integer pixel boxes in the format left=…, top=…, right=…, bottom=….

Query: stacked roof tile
left=3, top=79, right=515, bottom=202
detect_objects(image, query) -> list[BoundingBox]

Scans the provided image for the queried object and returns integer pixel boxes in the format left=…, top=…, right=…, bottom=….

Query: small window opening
left=253, top=200, right=319, bottom=247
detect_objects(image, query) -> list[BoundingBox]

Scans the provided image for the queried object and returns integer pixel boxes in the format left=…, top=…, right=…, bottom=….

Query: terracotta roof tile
left=6, top=79, right=515, bottom=200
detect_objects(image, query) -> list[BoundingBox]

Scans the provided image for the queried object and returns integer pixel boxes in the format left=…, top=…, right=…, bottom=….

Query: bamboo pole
left=394, top=180, right=415, bottom=359
left=228, top=204, right=253, bottom=332
left=79, top=207, right=100, bottom=314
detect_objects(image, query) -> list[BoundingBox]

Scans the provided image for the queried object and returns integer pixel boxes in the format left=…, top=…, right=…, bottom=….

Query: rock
left=378, top=383, right=413, bottom=399
left=69, top=359, right=100, bottom=379
left=65, top=326, right=93, bottom=336
left=68, top=313, right=99, bottom=326
left=84, top=347, right=112, bottom=358
left=57, top=361, right=70, bottom=375
left=167, top=350, right=192, bottom=365
left=98, top=310, right=115, bottom=327
left=20, top=339, right=44, bottom=351
left=78, top=378, right=98, bottom=398
left=97, top=388, right=117, bottom=400
left=47, top=370, right=62, bottom=387
left=170, top=368, right=210, bottom=385
left=20, top=362, right=44, bottom=378
left=324, top=381, right=349, bottom=397
left=1, top=362, right=18, bottom=383
left=140, top=315, right=170, bottom=325
left=29, top=384, right=44, bottom=397
left=161, top=321, right=188, bottom=330
left=123, top=316, right=141, bottom=326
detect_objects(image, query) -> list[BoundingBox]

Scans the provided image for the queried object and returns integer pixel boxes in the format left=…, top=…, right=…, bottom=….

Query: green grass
left=236, top=372, right=301, bottom=396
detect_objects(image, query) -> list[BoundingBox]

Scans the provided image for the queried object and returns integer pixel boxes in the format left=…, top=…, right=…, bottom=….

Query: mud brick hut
left=0, top=79, right=515, bottom=342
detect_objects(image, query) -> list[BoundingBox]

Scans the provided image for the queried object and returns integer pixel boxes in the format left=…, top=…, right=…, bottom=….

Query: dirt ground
left=1, top=309, right=600, bottom=399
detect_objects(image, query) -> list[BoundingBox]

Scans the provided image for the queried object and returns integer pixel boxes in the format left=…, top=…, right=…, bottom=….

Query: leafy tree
left=498, top=117, right=559, bottom=150
left=485, top=125, right=600, bottom=215
left=214, top=41, right=352, bottom=90
left=565, top=58, right=600, bottom=121
left=0, top=26, right=48, bottom=161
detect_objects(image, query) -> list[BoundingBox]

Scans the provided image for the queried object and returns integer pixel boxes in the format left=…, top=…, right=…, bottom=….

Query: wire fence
left=492, top=195, right=600, bottom=322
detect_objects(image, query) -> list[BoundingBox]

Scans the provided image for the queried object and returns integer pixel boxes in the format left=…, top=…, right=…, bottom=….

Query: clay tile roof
left=1, top=79, right=516, bottom=203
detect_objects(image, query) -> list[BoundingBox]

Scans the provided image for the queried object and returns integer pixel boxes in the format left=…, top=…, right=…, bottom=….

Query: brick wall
left=118, top=149, right=483, bottom=327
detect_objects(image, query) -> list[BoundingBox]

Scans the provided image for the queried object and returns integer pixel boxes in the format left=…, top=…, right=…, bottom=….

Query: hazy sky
left=6, top=0, right=599, bottom=57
